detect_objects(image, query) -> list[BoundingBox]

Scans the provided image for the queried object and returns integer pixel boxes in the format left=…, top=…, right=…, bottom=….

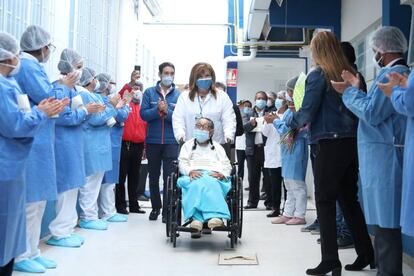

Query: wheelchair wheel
left=230, top=229, right=237, bottom=249
left=172, top=198, right=182, bottom=248
left=166, top=176, right=173, bottom=238
left=238, top=176, right=243, bottom=238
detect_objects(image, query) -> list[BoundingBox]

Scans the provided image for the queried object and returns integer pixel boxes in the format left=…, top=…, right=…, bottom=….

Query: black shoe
left=266, top=210, right=280, bottom=218
left=244, top=204, right=257, bottom=209
left=202, top=228, right=212, bottom=234
left=137, top=195, right=150, bottom=201
left=117, top=208, right=129, bottom=215
left=337, top=235, right=354, bottom=249
left=259, top=193, right=268, bottom=201
left=306, top=260, right=342, bottom=276
left=244, top=187, right=249, bottom=191
left=344, top=255, right=375, bottom=271
left=191, top=232, right=202, bottom=239
left=129, top=206, right=146, bottom=214
left=149, top=209, right=160, bottom=220
left=316, top=238, right=321, bottom=244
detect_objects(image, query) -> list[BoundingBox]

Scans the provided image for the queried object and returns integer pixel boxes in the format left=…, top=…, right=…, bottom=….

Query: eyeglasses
left=46, top=43, right=56, bottom=53
left=195, top=124, right=210, bottom=131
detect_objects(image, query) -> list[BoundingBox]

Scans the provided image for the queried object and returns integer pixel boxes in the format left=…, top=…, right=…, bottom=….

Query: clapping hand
left=377, top=72, right=409, bottom=97
left=37, top=97, right=68, bottom=117
left=60, top=72, right=78, bottom=89
left=109, top=94, right=121, bottom=108
left=331, top=70, right=360, bottom=94
left=264, top=112, right=277, bottom=123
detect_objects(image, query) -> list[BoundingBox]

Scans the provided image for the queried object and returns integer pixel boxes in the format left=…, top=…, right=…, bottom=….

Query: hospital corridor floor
left=13, top=198, right=414, bottom=276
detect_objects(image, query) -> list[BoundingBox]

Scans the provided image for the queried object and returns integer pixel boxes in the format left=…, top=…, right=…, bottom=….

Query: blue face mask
left=243, top=107, right=251, bottom=114
left=255, top=99, right=267, bottom=110
left=193, top=129, right=210, bottom=143
left=161, top=75, right=173, bottom=87
left=275, top=99, right=284, bottom=110
left=196, top=78, right=212, bottom=90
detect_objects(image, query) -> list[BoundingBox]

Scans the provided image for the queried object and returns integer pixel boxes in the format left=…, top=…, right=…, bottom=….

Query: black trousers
left=236, top=149, right=246, bottom=181
left=264, top=167, right=284, bottom=212
left=312, top=138, right=373, bottom=262
left=373, top=226, right=403, bottom=276
left=116, top=141, right=144, bottom=211
left=246, top=146, right=265, bottom=206
left=0, top=259, right=14, bottom=276
left=137, top=163, right=148, bottom=196
left=147, top=144, right=179, bottom=214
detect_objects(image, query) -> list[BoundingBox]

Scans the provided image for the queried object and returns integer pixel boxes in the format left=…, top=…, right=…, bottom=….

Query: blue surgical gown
left=0, top=75, right=47, bottom=266
left=102, top=99, right=130, bottom=184
left=391, top=70, right=414, bottom=236
left=13, top=53, right=65, bottom=202
left=79, top=90, right=116, bottom=176
left=53, top=83, right=87, bottom=193
left=177, top=171, right=231, bottom=222
left=342, top=64, right=409, bottom=229
left=273, top=109, right=308, bottom=182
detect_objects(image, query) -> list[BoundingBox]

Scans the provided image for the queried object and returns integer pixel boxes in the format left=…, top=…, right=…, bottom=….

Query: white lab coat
left=235, top=134, right=246, bottom=150
left=172, top=90, right=236, bottom=144
left=261, top=121, right=282, bottom=168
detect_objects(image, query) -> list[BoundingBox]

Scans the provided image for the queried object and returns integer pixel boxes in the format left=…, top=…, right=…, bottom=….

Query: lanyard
left=197, top=95, right=203, bottom=117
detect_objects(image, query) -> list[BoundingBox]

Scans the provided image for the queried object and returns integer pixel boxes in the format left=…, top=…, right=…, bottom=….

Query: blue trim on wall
left=268, top=0, right=341, bottom=37
left=382, top=0, right=411, bottom=47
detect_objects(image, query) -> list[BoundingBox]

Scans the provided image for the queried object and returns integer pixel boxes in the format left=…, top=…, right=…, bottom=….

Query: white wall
left=116, top=0, right=140, bottom=89
left=341, top=0, right=382, bottom=41
left=237, top=58, right=306, bottom=102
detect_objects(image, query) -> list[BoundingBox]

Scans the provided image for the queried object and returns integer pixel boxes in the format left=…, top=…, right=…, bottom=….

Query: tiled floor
left=13, top=200, right=414, bottom=276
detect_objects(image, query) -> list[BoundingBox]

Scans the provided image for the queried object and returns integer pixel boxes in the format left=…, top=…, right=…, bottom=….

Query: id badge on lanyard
left=196, top=95, right=203, bottom=120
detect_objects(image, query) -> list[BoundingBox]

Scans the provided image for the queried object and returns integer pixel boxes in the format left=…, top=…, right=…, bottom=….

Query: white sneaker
left=190, top=220, right=203, bottom=232
left=207, top=218, right=224, bottom=229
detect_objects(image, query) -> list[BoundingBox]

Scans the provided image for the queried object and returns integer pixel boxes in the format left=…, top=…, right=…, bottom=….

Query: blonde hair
left=310, top=31, right=356, bottom=82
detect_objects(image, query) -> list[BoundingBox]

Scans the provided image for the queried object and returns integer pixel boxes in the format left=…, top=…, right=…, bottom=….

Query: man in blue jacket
left=140, top=62, right=180, bottom=221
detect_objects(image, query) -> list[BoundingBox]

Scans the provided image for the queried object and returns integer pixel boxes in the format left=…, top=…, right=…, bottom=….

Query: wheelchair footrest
left=176, top=226, right=200, bottom=233
left=211, top=226, right=235, bottom=232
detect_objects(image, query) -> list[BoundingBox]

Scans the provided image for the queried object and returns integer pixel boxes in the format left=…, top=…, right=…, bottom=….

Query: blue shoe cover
left=14, top=259, right=46, bottom=273
left=47, top=236, right=82, bottom=248
left=33, top=257, right=57, bottom=269
left=79, top=219, right=108, bottom=230
left=107, top=214, right=128, bottom=222
left=71, top=233, right=85, bottom=244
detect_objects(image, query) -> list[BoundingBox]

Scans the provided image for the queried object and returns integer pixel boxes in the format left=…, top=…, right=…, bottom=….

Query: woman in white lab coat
left=172, top=62, right=236, bottom=148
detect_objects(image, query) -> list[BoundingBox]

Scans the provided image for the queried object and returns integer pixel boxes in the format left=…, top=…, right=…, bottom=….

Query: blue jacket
left=0, top=75, right=47, bottom=266
left=342, top=61, right=409, bottom=228
left=274, top=110, right=308, bottom=181
left=140, top=82, right=180, bottom=144
left=79, top=90, right=117, bottom=176
left=14, top=52, right=62, bottom=202
left=391, top=68, right=414, bottom=236
left=285, top=67, right=358, bottom=144
left=103, top=98, right=130, bottom=184
left=53, top=84, right=87, bottom=193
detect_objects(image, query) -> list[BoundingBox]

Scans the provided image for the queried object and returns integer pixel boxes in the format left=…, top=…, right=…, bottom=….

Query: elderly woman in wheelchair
left=177, top=117, right=232, bottom=237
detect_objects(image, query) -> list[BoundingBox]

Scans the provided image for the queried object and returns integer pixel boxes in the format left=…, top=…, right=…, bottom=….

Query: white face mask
left=0, top=59, right=20, bottom=76
left=73, top=69, right=83, bottom=83
left=372, top=51, right=384, bottom=70
left=41, top=48, right=50, bottom=63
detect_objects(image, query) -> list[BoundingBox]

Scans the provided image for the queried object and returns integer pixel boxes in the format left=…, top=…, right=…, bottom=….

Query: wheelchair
left=165, top=160, right=243, bottom=248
